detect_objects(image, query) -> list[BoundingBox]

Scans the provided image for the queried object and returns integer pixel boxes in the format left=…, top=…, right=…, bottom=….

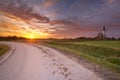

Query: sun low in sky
left=25, top=33, right=49, bottom=39
left=28, top=35, right=35, bottom=39
left=25, top=34, right=38, bottom=39
left=0, top=0, right=120, bottom=38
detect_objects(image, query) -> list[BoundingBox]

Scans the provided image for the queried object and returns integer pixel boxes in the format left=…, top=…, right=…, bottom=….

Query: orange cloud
left=0, top=11, right=50, bottom=38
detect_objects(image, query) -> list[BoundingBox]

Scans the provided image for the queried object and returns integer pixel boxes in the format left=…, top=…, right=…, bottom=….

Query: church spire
left=102, top=26, right=106, bottom=40
left=103, top=26, right=106, bottom=31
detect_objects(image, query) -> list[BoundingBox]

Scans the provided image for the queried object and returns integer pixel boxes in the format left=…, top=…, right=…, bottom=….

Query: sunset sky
left=0, top=0, right=120, bottom=39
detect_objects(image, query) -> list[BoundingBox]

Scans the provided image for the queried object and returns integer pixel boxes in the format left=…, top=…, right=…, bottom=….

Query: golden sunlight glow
left=29, top=35, right=35, bottom=39
left=25, top=33, right=38, bottom=39
left=25, top=32, right=50, bottom=39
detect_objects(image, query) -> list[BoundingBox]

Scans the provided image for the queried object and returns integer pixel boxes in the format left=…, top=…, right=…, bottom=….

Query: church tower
left=96, top=26, right=107, bottom=40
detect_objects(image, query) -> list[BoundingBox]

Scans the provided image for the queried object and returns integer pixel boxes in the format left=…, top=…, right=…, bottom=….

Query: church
left=96, top=26, right=107, bottom=40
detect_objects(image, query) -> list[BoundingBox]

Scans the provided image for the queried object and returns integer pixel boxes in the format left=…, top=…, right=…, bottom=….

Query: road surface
left=0, top=42, right=103, bottom=80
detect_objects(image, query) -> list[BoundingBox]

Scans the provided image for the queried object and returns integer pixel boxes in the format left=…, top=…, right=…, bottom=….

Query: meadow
left=72, top=41, right=120, bottom=49
left=45, top=40, right=120, bottom=73
left=0, top=44, right=9, bottom=56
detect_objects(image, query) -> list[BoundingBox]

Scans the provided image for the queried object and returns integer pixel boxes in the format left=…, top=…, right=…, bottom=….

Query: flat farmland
left=71, top=41, right=120, bottom=49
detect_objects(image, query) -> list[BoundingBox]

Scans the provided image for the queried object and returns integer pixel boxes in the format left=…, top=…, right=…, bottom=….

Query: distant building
left=96, top=26, right=107, bottom=40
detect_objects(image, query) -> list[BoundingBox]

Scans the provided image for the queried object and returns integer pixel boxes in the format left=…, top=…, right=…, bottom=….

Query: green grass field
left=45, top=41, right=120, bottom=73
left=0, top=44, right=9, bottom=56
left=71, top=41, right=120, bottom=49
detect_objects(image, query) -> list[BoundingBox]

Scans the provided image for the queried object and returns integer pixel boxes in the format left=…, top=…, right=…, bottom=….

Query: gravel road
left=0, top=42, right=103, bottom=80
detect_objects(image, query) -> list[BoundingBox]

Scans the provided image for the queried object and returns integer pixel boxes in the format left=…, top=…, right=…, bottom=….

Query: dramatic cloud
left=0, top=0, right=49, bottom=23
left=0, top=11, right=50, bottom=38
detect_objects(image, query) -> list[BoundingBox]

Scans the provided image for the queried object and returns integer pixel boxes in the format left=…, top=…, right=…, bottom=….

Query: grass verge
left=0, top=44, right=9, bottom=57
left=45, top=41, right=120, bottom=74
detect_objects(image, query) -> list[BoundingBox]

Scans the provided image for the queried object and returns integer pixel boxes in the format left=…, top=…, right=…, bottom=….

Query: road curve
left=0, top=42, right=103, bottom=80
